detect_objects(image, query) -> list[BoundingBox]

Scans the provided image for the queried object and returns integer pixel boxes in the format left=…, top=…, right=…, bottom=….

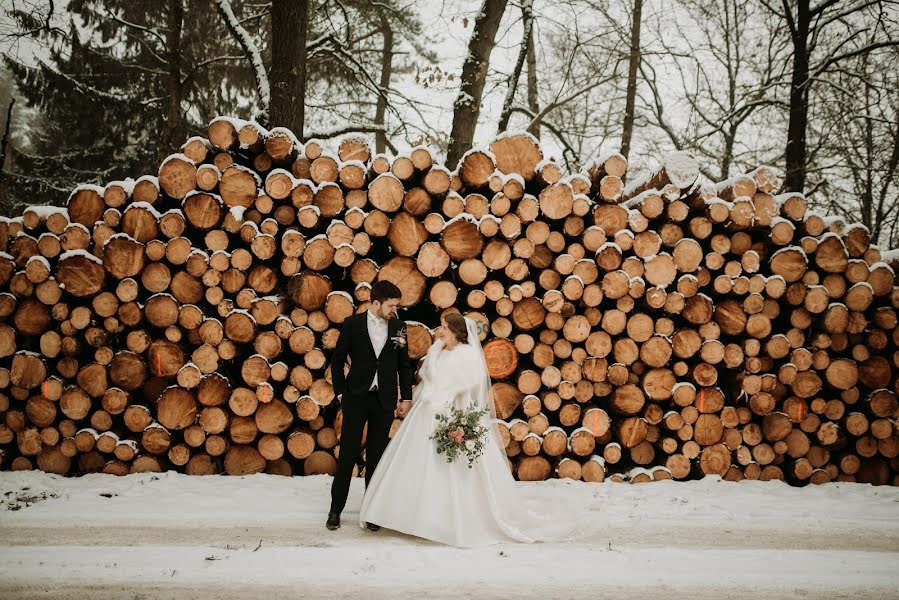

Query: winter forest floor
left=0, top=471, right=897, bottom=599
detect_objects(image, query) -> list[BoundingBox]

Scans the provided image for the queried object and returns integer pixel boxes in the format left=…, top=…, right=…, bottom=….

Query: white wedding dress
left=359, top=318, right=578, bottom=547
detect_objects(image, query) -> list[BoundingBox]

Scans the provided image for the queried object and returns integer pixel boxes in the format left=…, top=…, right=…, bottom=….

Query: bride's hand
left=397, top=400, right=412, bottom=417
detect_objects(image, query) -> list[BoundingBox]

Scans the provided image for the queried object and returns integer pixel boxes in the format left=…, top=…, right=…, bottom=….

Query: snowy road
left=0, top=471, right=897, bottom=599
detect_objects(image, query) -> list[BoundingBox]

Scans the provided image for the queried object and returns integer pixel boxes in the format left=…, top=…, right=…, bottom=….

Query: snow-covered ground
left=0, top=472, right=897, bottom=599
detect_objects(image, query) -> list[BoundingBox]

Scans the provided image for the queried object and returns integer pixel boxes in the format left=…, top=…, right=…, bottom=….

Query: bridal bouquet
left=430, top=404, right=489, bottom=468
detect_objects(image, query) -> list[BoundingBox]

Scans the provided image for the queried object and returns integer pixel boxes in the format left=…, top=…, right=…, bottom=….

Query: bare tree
left=525, top=22, right=539, bottom=139
left=497, top=0, right=534, bottom=133
left=760, top=0, right=899, bottom=192
left=447, top=0, right=509, bottom=167
left=620, top=0, right=642, bottom=160
left=374, top=10, right=393, bottom=154
left=294, top=0, right=438, bottom=148
left=813, top=44, right=899, bottom=246
left=637, top=0, right=788, bottom=182
left=502, top=0, right=629, bottom=170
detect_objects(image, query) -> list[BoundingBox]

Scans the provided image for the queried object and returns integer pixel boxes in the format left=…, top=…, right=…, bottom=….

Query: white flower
left=465, top=440, right=476, bottom=451
left=391, top=326, right=407, bottom=348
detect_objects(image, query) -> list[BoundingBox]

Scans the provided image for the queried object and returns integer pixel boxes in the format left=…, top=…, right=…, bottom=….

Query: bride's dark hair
left=442, top=312, right=469, bottom=344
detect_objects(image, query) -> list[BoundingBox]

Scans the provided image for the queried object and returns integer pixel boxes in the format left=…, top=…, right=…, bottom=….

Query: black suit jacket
left=330, top=312, right=415, bottom=411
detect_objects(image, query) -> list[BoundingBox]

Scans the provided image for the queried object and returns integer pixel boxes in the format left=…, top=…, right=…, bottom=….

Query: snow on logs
left=0, top=116, right=897, bottom=487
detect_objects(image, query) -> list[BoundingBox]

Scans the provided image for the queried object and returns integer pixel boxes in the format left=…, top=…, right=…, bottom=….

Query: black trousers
left=329, top=389, right=394, bottom=515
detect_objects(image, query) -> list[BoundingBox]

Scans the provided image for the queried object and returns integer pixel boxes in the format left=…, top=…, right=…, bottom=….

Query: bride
left=359, top=311, right=576, bottom=547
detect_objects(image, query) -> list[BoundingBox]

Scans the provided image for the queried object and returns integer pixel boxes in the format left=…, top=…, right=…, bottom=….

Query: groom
left=327, top=280, right=415, bottom=531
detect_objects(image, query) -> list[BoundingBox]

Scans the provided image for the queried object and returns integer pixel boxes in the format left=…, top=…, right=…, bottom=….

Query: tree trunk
left=162, top=0, right=187, bottom=163
left=0, top=98, right=14, bottom=179
left=374, top=13, right=394, bottom=154
left=861, top=53, right=874, bottom=233
left=447, top=0, right=509, bottom=167
left=784, top=0, right=810, bottom=192
left=620, top=0, right=642, bottom=161
left=270, top=0, right=309, bottom=136
left=497, top=0, right=534, bottom=133
left=525, top=26, right=539, bottom=140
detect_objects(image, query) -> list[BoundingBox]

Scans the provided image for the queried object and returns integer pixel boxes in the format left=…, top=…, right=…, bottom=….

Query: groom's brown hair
left=371, top=280, right=402, bottom=304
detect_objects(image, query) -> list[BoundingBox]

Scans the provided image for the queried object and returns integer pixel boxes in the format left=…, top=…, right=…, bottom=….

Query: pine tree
left=1, top=0, right=437, bottom=212
left=4, top=16, right=143, bottom=209
left=3, top=0, right=258, bottom=209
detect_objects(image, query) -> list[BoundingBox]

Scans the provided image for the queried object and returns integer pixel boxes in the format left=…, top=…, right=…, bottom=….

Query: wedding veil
left=462, top=316, right=506, bottom=453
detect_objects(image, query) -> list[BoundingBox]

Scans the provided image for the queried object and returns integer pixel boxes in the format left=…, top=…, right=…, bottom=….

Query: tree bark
left=497, top=0, right=534, bottom=133
left=620, top=0, right=642, bottom=160
left=270, top=0, right=309, bottom=136
left=374, top=13, right=394, bottom=154
left=162, top=0, right=187, bottom=163
left=783, top=0, right=810, bottom=192
left=525, top=26, right=539, bottom=139
left=447, top=0, right=509, bottom=167
left=0, top=98, right=14, bottom=180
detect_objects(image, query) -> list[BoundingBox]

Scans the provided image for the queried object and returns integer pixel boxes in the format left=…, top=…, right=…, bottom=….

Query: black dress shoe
left=326, top=512, right=341, bottom=530
left=365, top=522, right=381, bottom=532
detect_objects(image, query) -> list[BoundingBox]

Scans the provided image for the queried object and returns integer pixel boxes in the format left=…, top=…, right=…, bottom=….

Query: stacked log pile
left=0, top=116, right=896, bottom=486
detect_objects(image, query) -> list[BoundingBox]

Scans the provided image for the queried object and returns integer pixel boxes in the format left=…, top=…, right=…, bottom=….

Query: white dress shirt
left=367, top=308, right=389, bottom=390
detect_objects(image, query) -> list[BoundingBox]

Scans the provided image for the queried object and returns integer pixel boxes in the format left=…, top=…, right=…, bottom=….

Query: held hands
left=397, top=400, right=412, bottom=417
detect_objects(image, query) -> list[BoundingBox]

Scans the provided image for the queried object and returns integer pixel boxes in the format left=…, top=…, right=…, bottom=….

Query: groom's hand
left=397, top=400, right=412, bottom=417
